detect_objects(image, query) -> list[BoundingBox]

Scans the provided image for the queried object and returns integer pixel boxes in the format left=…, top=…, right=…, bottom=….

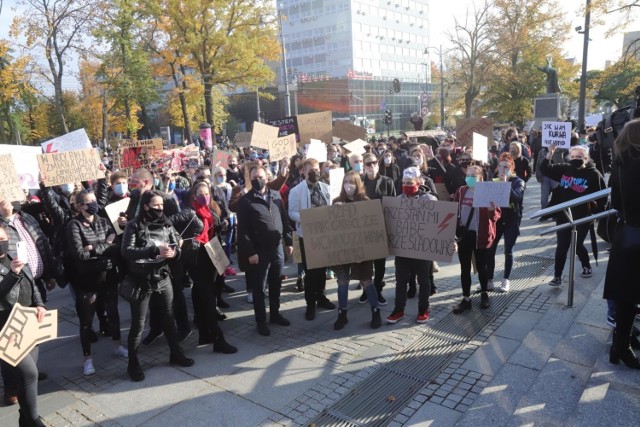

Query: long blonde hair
left=614, top=118, right=640, bottom=158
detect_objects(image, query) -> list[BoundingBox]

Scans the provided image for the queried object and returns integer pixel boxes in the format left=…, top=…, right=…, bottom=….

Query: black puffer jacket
left=0, top=257, right=44, bottom=326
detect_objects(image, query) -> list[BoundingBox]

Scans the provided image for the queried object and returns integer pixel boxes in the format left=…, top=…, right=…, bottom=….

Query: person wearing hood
left=539, top=145, right=606, bottom=286
left=379, top=149, right=401, bottom=192
left=386, top=167, right=437, bottom=325
left=484, top=154, right=525, bottom=293
left=361, top=152, right=396, bottom=306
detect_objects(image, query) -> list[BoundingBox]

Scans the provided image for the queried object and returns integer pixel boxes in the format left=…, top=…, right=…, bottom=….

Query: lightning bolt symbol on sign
left=44, top=143, right=58, bottom=153
left=437, top=212, right=455, bottom=235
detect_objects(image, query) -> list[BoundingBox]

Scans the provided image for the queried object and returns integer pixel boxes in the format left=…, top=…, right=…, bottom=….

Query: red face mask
left=402, top=184, right=419, bottom=196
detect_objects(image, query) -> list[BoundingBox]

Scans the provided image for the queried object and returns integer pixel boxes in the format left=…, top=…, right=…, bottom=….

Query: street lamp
left=277, top=5, right=291, bottom=116
left=577, top=0, right=591, bottom=132
left=424, top=45, right=451, bottom=129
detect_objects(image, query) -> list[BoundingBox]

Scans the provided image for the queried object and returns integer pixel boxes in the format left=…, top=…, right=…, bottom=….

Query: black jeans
left=299, top=237, right=327, bottom=306
left=458, top=230, right=489, bottom=297
left=245, top=245, right=284, bottom=323
left=74, top=281, right=121, bottom=357
left=127, top=277, right=182, bottom=360
left=554, top=223, right=591, bottom=277
left=187, top=247, right=224, bottom=342
left=615, top=300, right=637, bottom=349
left=394, top=257, right=432, bottom=312
left=149, top=259, right=190, bottom=334
left=486, top=219, right=520, bottom=280
left=373, top=258, right=386, bottom=287
left=1, top=346, right=39, bottom=423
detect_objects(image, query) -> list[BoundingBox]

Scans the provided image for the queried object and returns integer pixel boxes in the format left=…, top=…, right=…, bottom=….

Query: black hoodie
left=539, top=158, right=606, bottom=223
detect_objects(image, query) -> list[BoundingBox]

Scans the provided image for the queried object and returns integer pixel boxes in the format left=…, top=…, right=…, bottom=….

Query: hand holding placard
left=0, top=304, right=58, bottom=367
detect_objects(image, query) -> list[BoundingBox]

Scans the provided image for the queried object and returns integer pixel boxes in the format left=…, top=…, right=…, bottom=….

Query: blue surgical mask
left=168, top=182, right=176, bottom=191
left=153, top=178, right=160, bottom=187
left=113, top=183, right=128, bottom=197
left=216, top=176, right=225, bottom=185
left=465, top=176, right=477, bottom=188
left=60, top=183, right=74, bottom=195
left=353, top=163, right=362, bottom=172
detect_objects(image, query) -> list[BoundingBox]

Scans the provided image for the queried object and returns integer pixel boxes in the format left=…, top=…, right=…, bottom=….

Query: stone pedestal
left=531, top=94, right=569, bottom=130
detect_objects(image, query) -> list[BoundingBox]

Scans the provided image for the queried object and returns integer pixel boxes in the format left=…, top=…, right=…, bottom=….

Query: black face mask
left=307, top=170, right=319, bottom=183
left=228, top=164, right=237, bottom=169
left=251, top=178, right=266, bottom=191
left=0, top=240, right=8, bottom=256
left=569, top=159, right=584, bottom=168
left=11, top=201, right=22, bottom=212
left=145, top=207, right=164, bottom=222
left=459, top=160, right=471, bottom=168
left=84, top=201, right=99, bottom=215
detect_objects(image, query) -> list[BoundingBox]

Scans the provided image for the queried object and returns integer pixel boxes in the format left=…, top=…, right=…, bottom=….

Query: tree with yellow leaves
left=0, top=39, right=35, bottom=144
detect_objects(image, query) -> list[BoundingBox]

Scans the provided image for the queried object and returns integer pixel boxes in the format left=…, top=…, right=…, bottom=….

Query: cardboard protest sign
left=299, top=200, right=388, bottom=269
left=472, top=132, right=489, bottom=163
left=0, top=154, right=25, bottom=202
left=235, top=132, right=252, bottom=148
left=523, top=120, right=535, bottom=132
left=211, top=150, right=230, bottom=169
left=329, top=167, right=345, bottom=202
left=472, top=182, right=511, bottom=208
left=297, top=111, right=332, bottom=145
left=306, top=141, right=327, bottom=162
left=0, top=304, right=57, bottom=367
left=204, top=237, right=230, bottom=275
left=382, top=197, right=458, bottom=263
left=251, top=122, right=279, bottom=149
left=456, top=118, right=493, bottom=148
left=115, top=139, right=164, bottom=175
left=0, top=145, right=41, bottom=189
left=266, top=116, right=299, bottom=141
left=404, top=130, right=446, bottom=138
left=541, top=121, right=571, bottom=148
left=151, top=145, right=200, bottom=172
left=38, top=148, right=105, bottom=187
left=104, top=197, right=130, bottom=235
left=41, top=128, right=91, bottom=154
left=434, top=183, right=450, bottom=202
left=268, top=134, right=297, bottom=161
left=342, top=138, right=368, bottom=155
left=292, top=233, right=302, bottom=264
left=333, top=121, right=367, bottom=142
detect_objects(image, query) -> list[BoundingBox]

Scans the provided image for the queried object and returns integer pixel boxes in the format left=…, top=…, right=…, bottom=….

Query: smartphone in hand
left=16, top=241, right=28, bottom=263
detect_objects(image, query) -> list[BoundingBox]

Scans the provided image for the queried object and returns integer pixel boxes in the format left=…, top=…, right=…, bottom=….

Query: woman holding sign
left=0, top=225, right=47, bottom=426
left=484, top=154, right=525, bottom=293
left=452, top=165, right=501, bottom=314
left=331, top=171, right=381, bottom=330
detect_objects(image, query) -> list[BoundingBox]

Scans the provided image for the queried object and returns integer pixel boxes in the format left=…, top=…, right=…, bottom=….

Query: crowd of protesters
left=3, top=118, right=640, bottom=427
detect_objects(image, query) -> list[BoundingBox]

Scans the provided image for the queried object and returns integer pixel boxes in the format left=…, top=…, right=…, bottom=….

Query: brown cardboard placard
left=268, top=134, right=297, bottom=161
left=299, top=199, right=388, bottom=269
left=0, top=304, right=57, bottom=367
left=292, top=233, right=302, bottom=264
left=297, top=111, right=332, bottom=145
left=120, top=138, right=163, bottom=150
left=382, top=196, right=458, bottom=263
left=204, top=237, right=230, bottom=276
left=0, top=154, right=25, bottom=202
left=434, top=183, right=450, bottom=202
left=235, top=132, right=252, bottom=148
left=37, top=148, right=105, bottom=187
left=251, top=122, right=279, bottom=149
left=333, top=121, right=367, bottom=142
left=455, top=118, right=493, bottom=148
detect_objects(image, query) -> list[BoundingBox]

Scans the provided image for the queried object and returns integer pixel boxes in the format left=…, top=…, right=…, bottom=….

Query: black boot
left=334, top=309, right=348, bottom=330
left=371, top=308, right=381, bottom=329
left=610, top=330, right=640, bottom=369
left=128, top=356, right=145, bottom=382
left=453, top=298, right=472, bottom=314
left=295, top=276, right=304, bottom=292
left=169, top=352, right=195, bottom=367
left=214, top=336, right=238, bottom=354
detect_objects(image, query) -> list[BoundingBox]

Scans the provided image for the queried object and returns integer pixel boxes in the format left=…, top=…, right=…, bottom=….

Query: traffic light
left=393, top=78, right=401, bottom=93
left=384, top=109, right=392, bottom=126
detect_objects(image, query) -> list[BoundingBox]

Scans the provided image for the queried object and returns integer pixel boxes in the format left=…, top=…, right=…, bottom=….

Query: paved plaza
left=1, top=181, right=639, bottom=426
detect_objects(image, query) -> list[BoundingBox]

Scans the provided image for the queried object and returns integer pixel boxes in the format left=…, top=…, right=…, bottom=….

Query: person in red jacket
left=452, top=164, right=501, bottom=314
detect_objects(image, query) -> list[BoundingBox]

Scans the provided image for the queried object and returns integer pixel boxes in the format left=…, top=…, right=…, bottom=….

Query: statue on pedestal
left=536, top=54, right=561, bottom=94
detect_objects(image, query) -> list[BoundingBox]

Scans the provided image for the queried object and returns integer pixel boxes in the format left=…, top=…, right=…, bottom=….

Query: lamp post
left=425, top=45, right=448, bottom=129
left=277, top=5, right=291, bottom=116
left=577, top=0, right=591, bottom=132
left=256, top=89, right=262, bottom=123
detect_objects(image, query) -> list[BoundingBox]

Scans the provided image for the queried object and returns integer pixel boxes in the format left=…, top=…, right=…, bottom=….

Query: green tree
left=593, top=58, right=640, bottom=107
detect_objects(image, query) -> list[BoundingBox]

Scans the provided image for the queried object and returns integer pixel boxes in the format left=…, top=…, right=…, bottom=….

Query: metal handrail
left=540, top=209, right=618, bottom=235
left=529, top=188, right=610, bottom=220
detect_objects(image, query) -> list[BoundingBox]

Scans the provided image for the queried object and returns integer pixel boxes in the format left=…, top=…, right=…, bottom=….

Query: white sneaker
left=477, top=280, right=494, bottom=292
left=83, top=359, right=95, bottom=376
left=497, top=279, right=510, bottom=293
left=433, top=261, right=440, bottom=273
left=113, top=345, right=128, bottom=358
left=247, top=292, right=253, bottom=304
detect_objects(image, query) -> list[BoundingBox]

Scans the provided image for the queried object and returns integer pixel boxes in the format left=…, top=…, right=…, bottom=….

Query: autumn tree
left=0, top=40, right=35, bottom=144
left=146, top=0, right=282, bottom=129
left=11, top=0, right=101, bottom=134
left=447, top=1, right=496, bottom=118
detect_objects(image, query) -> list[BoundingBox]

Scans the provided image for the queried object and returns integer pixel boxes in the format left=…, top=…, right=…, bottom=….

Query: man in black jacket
left=236, top=165, right=293, bottom=336
left=361, top=152, right=396, bottom=305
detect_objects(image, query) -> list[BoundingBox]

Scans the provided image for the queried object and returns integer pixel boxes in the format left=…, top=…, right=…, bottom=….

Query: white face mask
left=384, top=156, right=392, bottom=165
left=413, top=157, right=423, bottom=166
left=343, top=183, right=356, bottom=196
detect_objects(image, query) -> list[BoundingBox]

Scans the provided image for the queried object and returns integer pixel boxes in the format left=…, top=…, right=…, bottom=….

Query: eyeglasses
left=365, top=161, right=376, bottom=166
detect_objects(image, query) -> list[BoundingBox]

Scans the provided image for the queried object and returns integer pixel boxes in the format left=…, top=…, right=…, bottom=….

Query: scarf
left=194, top=202, right=214, bottom=244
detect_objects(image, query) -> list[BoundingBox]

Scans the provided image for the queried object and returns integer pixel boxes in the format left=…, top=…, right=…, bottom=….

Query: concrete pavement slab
left=403, top=401, right=461, bottom=426
left=507, top=329, right=563, bottom=371
left=493, top=309, right=543, bottom=341
left=569, top=378, right=640, bottom=427
left=552, top=323, right=611, bottom=368
left=460, top=336, right=520, bottom=377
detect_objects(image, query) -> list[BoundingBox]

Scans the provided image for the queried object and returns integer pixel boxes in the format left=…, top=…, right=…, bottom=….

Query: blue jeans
left=486, top=219, right=520, bottom=280
left=224, top=214, right=236, bottom=259
left=540, top=176, right=558, bottom=210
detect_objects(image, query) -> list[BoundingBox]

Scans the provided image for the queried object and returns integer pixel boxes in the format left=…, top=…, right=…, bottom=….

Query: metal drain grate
left=308, top=254, right=554, bottom=426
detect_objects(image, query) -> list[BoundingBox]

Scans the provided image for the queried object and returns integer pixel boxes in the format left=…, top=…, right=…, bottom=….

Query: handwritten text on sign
left=542, top=121, right=571, bottom=148
left=472, top=182, right=511, bottom=208
left=266, top=116, right=299, bottom=141
left=268, top=134, right=297, bottom=161
left=0, top=154, right=25, bottom=202
left=37, top=149, right=105, bottom=187
left=251, top=121, right=280, bottom=149
left=382, top=197, right=458, bottom=263
left=300, top=200, right=388, bottom=269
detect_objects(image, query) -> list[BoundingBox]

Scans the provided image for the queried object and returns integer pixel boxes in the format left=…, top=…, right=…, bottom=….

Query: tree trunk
left=465, top=91, right=474, bottom=118
left=102, top=89, right=108, bottom=146
left=139, top=105, right=151, bottom=139
left=53, top=78, right=69, bottom=133
left=124, top=97, right=132, bottom=138
left=203, top=75, right=214, bottom=125
left=178, top=63, right=192, bottom=143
